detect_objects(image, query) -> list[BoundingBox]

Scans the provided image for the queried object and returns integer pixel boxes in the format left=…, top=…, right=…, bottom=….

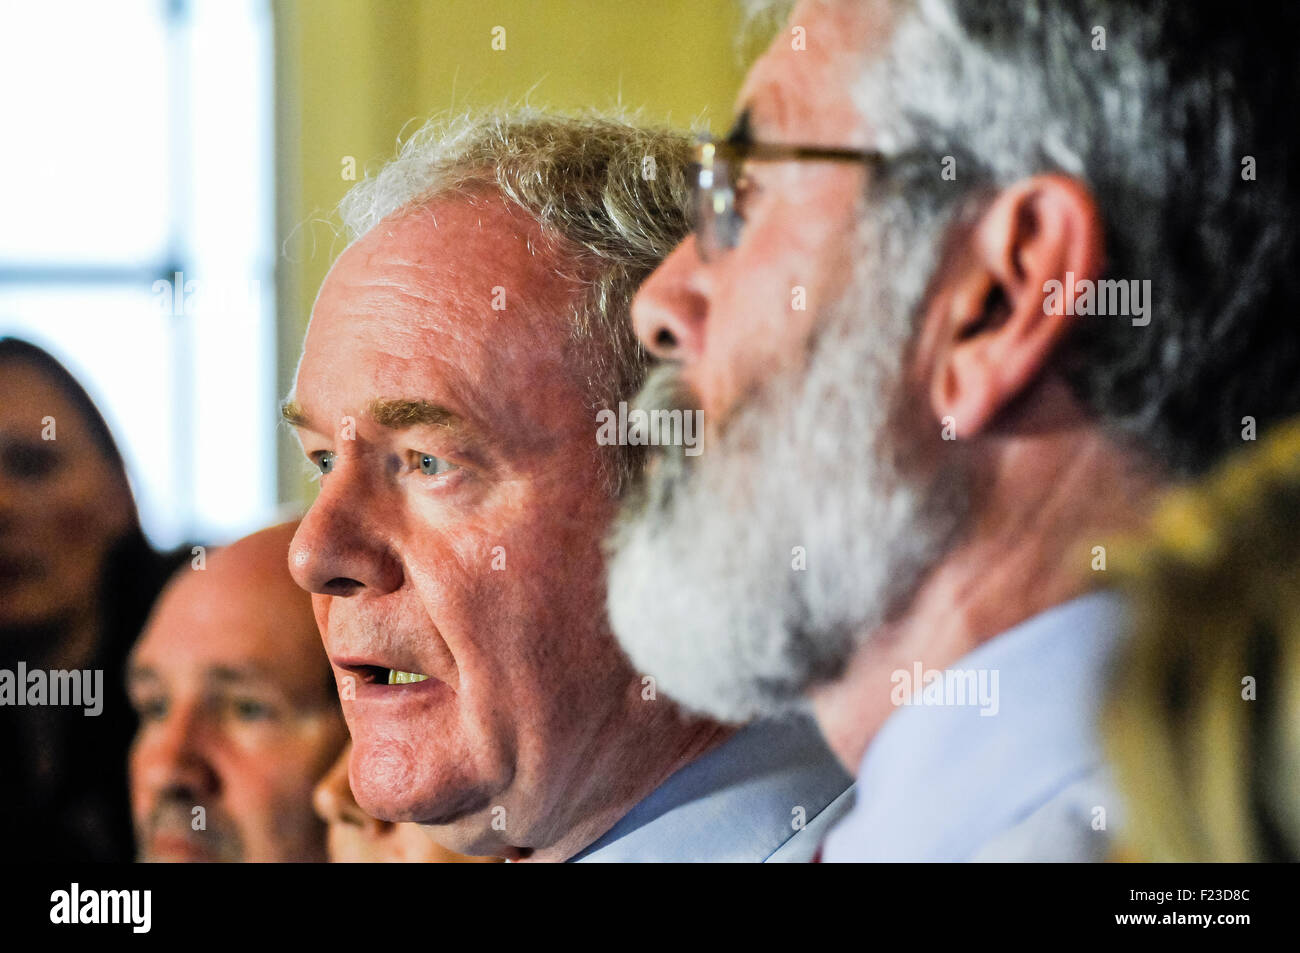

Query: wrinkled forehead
left=310, top=200, right=565, bottom=352
left=738, top=0, right=901, bottom=147
left=296, top=197, right=587, bottom=434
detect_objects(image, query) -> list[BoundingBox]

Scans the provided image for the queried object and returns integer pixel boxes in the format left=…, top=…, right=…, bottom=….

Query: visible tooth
left=388, top=670, right=430, bottom=684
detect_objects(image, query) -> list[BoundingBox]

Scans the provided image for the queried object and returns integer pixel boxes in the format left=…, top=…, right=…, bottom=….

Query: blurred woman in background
left=0, top=337, right=189, bottom=861
left=1106, top=418, right=1300, bottom=862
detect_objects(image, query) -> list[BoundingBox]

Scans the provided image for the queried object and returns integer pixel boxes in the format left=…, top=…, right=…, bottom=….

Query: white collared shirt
left=822, top=591, right=1128, bottom=862
left=572, top=714, right=853, bottom=862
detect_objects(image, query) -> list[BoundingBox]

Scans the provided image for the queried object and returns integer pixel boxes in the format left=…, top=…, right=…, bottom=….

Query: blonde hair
left=338, top=109, right=693, bottom=494
left=1105, top=419, right=1300, bottom=861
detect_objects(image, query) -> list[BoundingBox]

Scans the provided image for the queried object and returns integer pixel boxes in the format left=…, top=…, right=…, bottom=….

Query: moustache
left=143, top=791, right=242, bottom=862
left=624, top=364, right=706, bottom=512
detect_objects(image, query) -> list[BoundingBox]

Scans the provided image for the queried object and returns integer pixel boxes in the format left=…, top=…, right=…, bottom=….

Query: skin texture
left=313, top=742, right=500, bottom=863
left=128, top=522, right=348, bottom=862
left=287, top=194, right=727, bottom=862
left=632, top=1, right=891, bottom=433
left=0, top=358, right=133, bottom=665
left=629, top=0, right=1164, bottom=771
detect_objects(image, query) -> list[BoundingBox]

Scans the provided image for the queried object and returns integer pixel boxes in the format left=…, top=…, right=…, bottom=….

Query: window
left=0, top=0, right=276, bottom=548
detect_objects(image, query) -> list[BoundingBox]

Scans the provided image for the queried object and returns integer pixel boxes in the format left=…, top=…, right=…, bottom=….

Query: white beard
left=607, top=223, right=969, bottom=724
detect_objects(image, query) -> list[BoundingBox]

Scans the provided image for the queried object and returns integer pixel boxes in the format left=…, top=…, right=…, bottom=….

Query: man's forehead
left=130, top=655, right=279, bottom=687
left=294, top=209, right=589, bottom=445
left=290, top=326, right=500, bottom=443
left=314, top=224, right=495, bottom=352
left=327, top=196, right=568, bottom=314
left=130, top=610, right=328, bottom=703
left=136, top=564, right=316, bottom=658
left=138, top=607, right=301, bottom=662
left=737, top=0, right=894, bottom=147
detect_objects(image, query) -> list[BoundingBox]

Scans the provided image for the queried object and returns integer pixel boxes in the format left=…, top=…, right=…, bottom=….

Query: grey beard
left=606, top=271, right=969, bottom=724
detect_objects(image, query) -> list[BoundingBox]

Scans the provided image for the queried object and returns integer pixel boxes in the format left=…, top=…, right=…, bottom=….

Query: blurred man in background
left=285, top=111, right=851, bottom=862
left=609, top=0, right=1300, bottom=860
left=314, top=742, right=500, bottom=862
left=128, top=521, right=347, bottom=862
left=0, top=337, right=189, bottom=862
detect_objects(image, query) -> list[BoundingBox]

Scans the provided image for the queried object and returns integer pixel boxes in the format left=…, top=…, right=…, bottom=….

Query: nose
left=313, top=747, right=385, bottom=836
left=632, top=236, right=710, bottom=364
left=134, top=701, right=220, bottom=804
left=288, top=462, right=404, bottom=597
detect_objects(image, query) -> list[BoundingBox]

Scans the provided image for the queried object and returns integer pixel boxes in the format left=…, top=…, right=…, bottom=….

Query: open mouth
left=345, top=663, right=432, bottom=686
left=386, top=669, right=430, bottom=684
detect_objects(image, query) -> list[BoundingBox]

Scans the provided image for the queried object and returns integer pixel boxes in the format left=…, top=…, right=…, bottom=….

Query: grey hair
left=852, top=0, right=1300, bottom=476
left=738, top=0, right=797, bottom=36
left=337, top=109, right=694, bottom=494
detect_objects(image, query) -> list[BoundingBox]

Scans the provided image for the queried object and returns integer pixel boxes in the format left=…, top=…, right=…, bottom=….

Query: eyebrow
left=207, top=665, right=281, bottom=689
left=367, top=398, right=464, bottom=431
left=280, top=399, right=309, bottom=427
left=281, top=397, right=474, bottom=436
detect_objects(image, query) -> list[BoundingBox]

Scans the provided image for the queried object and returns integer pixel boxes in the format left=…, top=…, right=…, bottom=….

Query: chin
left=418, top=818, right=504, bottom=859
left=349, top=733, right=494, bottom=826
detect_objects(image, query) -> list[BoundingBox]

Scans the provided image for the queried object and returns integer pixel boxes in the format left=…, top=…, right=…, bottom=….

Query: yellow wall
left=272, top=0, right=755, bottom=504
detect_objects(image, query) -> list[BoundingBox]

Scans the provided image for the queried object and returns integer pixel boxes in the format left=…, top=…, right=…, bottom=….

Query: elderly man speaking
left=282, top=111, right=850, bottom=862
left=608, top=0, right=1300, bottom=861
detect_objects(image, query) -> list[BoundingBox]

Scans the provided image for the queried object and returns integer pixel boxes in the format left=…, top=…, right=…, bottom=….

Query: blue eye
left=418, top=453, right=455, bottom=476
left=317, top=451, right=335, bottom=474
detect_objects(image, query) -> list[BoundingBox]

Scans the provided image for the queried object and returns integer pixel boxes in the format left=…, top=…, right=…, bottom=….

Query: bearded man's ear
left=915, top=174, right=1105, bottom=438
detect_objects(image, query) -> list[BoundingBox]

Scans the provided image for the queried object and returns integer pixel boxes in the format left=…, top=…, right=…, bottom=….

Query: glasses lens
left=694, top=154, right=735, bottom=264
left=687, top=161, right=704, bottom=228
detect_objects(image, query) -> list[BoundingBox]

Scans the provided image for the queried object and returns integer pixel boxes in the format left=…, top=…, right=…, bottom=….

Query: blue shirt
left=822, top=591, right=1128, bottom=862
left=572, top=714, right=854, bottom=862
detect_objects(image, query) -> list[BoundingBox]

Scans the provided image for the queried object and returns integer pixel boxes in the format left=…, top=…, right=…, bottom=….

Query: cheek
left=219, top=726, right=339, bottom=842
left=24, top=475, right=127, bottom=591
left=706, top=250, right=815, bottom=419
left=466, top=496, right=628, bottom=726
left=392, top=474, right=627, bottom=761
left=126, top=738, right=154, bottom=825
left=704, top=182, right=862, bottom=417
left=407, top=492, right=576, bottom=652
left=450, top=493, right=613, bottom=656
left=311, top=595, right=331, bottom=638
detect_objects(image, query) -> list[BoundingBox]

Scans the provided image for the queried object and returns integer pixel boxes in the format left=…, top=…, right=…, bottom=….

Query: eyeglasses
left=689, top=133, right=895, bottom=263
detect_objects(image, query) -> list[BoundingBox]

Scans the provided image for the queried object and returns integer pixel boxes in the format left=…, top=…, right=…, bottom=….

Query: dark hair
left=879, top=0, right=1300, bottom=475
left=0, top=336, right=133, bottom=483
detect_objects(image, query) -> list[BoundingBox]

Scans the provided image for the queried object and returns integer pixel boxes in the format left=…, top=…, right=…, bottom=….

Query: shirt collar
left=571, top=714, right=852, bottom=862
left=822, top=590, right=1128, bottom=861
